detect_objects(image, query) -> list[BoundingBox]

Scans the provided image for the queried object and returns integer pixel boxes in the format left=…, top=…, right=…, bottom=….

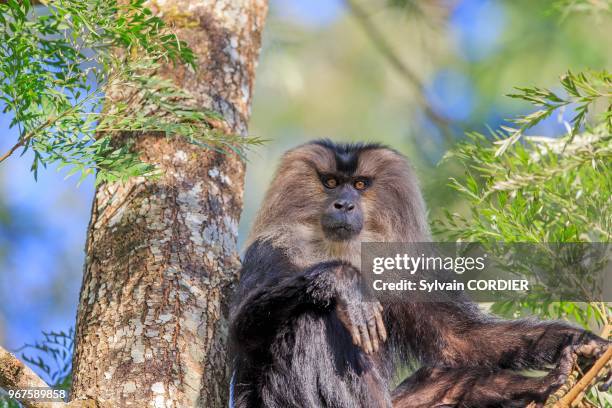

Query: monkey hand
left=569, top=333, right=611, bottom=391
left=333, top=267, right=387, bottom=354
left=336, top=298, right=386, bottom=354
left=570, top=332, right=609, bottom=360
left=531, top=346, right=577, bottom=408
left=330, top=263, right=387, bottom=354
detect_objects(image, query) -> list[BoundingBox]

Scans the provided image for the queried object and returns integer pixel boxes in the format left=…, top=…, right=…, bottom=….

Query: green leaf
left=0, top=0, right=255, bottom=185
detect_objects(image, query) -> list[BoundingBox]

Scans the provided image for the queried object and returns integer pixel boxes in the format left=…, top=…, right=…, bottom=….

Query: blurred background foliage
left=0, top=0, right=610, bottom=390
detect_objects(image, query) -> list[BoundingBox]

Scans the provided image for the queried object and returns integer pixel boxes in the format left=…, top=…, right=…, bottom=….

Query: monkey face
left=249, top=139, right=431, bottom=252
left=319, top=174, right=366, bottom=241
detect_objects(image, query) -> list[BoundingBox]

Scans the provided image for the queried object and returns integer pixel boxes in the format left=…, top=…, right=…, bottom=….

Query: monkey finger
left=547, top=346, right=575, bottom=391
left=367, top=318, right=379, bottom=353
left=336, top=306, right=362, bottom=347
left=594, top=342, right=610, bottom=359
left=575, top=343, right=597, bottom=358
left=595, top=365, right=611, bottom=390
left=558, top=346, right=576, bottom=375
left=574, top=341, right=607, bottom=359
left=351, top=325, right=362, bottom=347
left=337, top=307, right=352, bottom=328
left=359, top=324, right=373, bottom=354
left=374, top=310, right=387, bottom=343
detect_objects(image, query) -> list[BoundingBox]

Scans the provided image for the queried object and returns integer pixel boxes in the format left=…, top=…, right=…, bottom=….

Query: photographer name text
left=372, top=279, right=529, bottom=292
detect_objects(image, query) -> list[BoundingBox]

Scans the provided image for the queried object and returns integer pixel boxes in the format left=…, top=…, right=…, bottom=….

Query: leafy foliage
left=435, top=70, right=611, bottom=326
left=19, top=328, right=74, bottom=390
left=0, top=0, right=260, bottom=185
left=0, top=396, right=20, bottom=408
left=495, top=70, right=611, bottom=156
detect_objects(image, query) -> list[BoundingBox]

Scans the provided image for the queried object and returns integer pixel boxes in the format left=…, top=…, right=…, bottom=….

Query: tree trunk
left=71, top=1, right=267, bottom=407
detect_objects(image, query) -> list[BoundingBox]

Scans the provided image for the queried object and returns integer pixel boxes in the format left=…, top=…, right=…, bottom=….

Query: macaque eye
left=354, top=179, right=368, bottom=191
left=323, top=177, right=338, bottom=189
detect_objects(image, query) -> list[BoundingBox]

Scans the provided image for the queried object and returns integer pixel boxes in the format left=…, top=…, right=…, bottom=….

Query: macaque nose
left=333, top=200, right=355, bottom=212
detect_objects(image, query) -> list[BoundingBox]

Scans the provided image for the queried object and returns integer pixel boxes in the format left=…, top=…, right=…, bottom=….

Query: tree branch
left=554, top=346, right=612, bottom=407
left=0, top=139, right=25, bottom=164
left=0, top=88, right=103, bottom=165
left=535, top=324, right=612, bottom=408
left=343, top=0, right=456, bottom=144
left=0, top=345, right=96, bottom=408
left=0, top=345, right=59, bottom=408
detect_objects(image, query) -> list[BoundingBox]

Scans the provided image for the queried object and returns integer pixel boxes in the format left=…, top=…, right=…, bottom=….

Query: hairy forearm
left=469, top=318, right=600, bottom=369
left=388, top=301, right=603, bottom=370
left=431, top=310, right=601, bottom=369
left=229, top=260, right=349, bottom=350
left=392, top=365, right=567, bottom=408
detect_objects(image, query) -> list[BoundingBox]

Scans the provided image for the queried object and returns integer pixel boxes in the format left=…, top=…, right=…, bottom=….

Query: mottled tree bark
left=71, top=1, right=267, bottom=407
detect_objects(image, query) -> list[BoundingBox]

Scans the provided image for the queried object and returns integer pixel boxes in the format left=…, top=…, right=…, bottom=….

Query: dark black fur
left=311, top=139, right=384, bottom=175
left=230, top=240, right=390, bottom=407
left=229, top=241, right=604, bottom=408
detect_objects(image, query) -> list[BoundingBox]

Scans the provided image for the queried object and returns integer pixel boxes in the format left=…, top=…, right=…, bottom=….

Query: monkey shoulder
left=238, top=239, right=297, bottom=291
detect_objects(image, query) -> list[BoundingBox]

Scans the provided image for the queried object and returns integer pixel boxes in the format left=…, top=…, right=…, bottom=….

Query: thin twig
left=0, top=139, right=26, bottom=163
left=554, top=346, right=612, bottom=407
left=343, top=0, right=456, bottom=144
left=0, top=80, right=108, bottom=165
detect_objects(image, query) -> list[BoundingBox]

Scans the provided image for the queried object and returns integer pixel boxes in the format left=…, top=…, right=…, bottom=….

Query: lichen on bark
left=71, top=1, right=268, bottom=407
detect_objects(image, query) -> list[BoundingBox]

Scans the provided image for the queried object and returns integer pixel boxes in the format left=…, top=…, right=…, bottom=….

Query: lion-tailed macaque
left=229, top=140, right=608, bottom=408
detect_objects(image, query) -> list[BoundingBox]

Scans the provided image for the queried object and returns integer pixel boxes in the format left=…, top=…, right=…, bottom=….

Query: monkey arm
left=387, top=301, right=607, bottom=370
left=230, top=261, right=340, bottom=351
left=391, top=358, right=574, bottom=408
left=229, top=240, right=356, bottom=353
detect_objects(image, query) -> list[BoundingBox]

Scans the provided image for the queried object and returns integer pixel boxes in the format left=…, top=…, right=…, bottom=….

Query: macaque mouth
left=321, top=217, right=363, bottom=241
